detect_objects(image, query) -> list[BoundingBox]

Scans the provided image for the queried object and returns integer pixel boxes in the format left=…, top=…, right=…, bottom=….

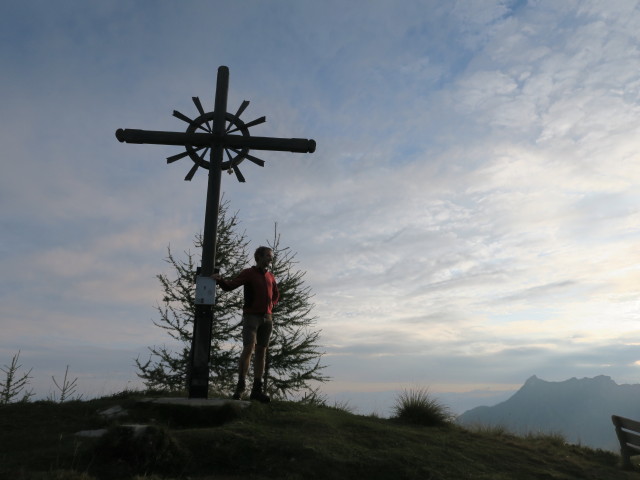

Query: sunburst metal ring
left=166, top=97, right=266, bottom=182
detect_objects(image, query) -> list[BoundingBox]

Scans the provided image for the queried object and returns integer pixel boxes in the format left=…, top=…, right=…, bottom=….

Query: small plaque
left=195, top=276, right=216, bottom=305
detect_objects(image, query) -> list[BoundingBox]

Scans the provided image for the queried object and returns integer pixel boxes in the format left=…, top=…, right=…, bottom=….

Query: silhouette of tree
left=136, top=201, right=327, bottom=398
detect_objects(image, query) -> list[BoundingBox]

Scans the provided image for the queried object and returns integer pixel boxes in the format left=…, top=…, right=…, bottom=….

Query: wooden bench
left=611, top=415, right=640, bottom=470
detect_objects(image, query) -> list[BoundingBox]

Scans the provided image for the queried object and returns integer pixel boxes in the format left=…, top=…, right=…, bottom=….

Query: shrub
left=392, top=387, right=451, bottom=427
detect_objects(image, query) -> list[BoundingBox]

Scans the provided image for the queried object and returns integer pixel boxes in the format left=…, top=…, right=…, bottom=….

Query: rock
left=99, top=405, right=127, bottom=418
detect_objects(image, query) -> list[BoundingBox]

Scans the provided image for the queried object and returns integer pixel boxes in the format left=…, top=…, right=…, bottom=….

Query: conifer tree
left=135, top=200, right=248, bottom=393
left=136, top=202, right=328, bottom=398
left=264, top=225, right=328, bottom=399
left=0, top=351, right=34, bottom=404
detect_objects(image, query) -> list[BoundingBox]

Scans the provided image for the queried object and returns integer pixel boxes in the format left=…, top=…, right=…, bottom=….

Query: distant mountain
left=456, top=375, right=640, bottom=451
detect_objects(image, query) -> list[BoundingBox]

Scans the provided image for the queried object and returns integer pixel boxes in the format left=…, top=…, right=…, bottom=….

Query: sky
left=1, top=0, right=640, bottom=416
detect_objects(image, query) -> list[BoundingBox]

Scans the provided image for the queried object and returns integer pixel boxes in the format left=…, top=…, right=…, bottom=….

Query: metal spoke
left=192, top=97, right=212, bottom=132
left=173, top=110, right=195, bottom=124
left=168, top=145, right=208, bottom=164
left=224, top=148, right=246, bottom=183
left=232, top=164, right=246, bottom=182
left=225, top=100, right=251, bottom=133
left=226, top=101, right=250, bottom=132
left=173, top=110, right=209, bottom=133
left=230, top=148, right=265, bottom=167
left=192, top=96, right=206, bottom=116
left=167, top=147, right=199, bottom=164
left=184, top=163, right=199, bottom=181
left=184, top=146, right=210, bottom=180
left=235, top=100, right=250, bottom=118
left=227, top=116, right=266, bottom=134
left=224, top=147, right=237, bottom=166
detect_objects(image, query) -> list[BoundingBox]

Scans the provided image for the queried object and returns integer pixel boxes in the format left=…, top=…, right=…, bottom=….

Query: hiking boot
left=250, top=379, right=271, bottom=403
left=232, top=377, right=246, bottom=400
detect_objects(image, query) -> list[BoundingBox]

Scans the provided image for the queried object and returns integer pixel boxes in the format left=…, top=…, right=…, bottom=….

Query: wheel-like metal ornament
left=167, top=97, right=266, bottom=182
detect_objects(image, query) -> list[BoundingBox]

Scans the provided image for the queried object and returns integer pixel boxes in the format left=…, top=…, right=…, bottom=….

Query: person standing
left=213, top=246, right=278, bottom=402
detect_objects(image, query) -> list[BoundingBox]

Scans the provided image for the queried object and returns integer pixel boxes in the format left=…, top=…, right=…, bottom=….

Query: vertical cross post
left=187, top=66, right=229, bottom=398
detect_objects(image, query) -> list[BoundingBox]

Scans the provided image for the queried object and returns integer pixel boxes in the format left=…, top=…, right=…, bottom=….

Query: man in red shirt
left=214, top=246, right=279, bottom=402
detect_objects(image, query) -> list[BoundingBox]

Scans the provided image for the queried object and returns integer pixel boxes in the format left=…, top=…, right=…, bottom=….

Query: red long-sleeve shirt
left=217, top=266, right=279, bottom=314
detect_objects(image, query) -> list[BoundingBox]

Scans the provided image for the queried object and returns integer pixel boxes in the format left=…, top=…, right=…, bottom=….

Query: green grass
left=392, top=387, right=451, bottom=426
left=0, top=393, right=637, bottom=480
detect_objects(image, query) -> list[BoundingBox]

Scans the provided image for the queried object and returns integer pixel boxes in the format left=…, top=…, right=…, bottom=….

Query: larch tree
left=136, top=202, right=328, bottom=398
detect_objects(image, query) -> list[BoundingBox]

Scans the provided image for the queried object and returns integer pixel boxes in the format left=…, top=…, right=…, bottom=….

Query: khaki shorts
left=242, top=313, right=273, bottom=347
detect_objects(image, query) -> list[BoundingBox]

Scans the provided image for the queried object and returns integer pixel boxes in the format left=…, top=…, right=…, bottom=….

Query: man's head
left=254, top=246, right=274, bottom=270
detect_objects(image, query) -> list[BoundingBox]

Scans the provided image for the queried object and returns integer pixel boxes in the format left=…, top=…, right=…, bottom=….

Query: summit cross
left=116, top=66, right=316, bottom=398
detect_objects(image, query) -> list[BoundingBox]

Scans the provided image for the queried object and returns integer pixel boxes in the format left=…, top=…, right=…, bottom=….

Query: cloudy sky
left=2, top=0, right=640, bottom=415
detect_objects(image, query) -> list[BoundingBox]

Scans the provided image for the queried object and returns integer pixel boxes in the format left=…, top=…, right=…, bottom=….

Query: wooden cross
left=116, top=66, right=316, bottom=398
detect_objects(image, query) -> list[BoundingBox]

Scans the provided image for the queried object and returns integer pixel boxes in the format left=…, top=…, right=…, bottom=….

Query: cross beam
left=116, top=129, right=315, bottom=153
left=115, top=66, right=315, bottom=398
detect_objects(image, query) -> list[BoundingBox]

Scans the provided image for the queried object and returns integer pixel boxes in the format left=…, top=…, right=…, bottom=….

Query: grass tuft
left=392, top=387, right=451, bottom=427
left=525, top=430, right=567, bottom=447
left=468, top=423, right=512, bottom=437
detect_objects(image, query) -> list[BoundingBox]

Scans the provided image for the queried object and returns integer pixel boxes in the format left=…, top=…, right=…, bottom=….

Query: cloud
left=1, top=1, right=640, bottom=417
left=321, top=334, right=640, bottom=391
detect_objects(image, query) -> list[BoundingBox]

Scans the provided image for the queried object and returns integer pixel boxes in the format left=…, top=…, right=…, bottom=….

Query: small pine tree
left=0, top=351, right=34, bottom=404
left=264, top=225, right=329, bottom=399
left=48, top=365, right=82, bottom=402
left=136, top=200, right=249, bottom=393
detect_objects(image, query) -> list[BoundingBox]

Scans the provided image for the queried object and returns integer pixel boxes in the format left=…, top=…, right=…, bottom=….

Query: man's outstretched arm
left=212, top=271, right=246, bottom=291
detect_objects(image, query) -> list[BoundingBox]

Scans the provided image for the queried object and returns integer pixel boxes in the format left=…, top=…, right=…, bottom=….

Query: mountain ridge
left=456, top=375, right=640, bottom=451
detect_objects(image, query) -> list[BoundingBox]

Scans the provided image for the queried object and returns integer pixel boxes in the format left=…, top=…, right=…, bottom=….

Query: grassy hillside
left=0, top=393, right=637, bottom=480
